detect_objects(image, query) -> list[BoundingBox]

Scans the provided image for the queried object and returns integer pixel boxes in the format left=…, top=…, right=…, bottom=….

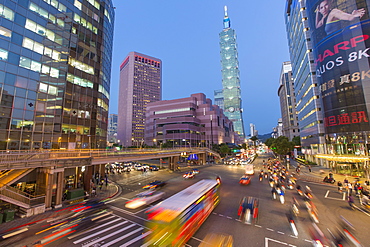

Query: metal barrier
left=0, top=185, right=45, bottom=208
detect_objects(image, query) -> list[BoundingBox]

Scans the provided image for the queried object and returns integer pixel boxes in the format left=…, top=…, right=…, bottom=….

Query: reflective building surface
left=0, top=0, right=115, bottom=150
left=285, top=0, right=325, bottom=159
left=219, top=6, right=245, bottom=139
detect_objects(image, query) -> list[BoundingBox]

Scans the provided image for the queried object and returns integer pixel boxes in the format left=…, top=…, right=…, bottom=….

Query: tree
left=264, top=138, right=275, bottom=148
left=271, top=136, right=294, bottom=157
left=219, top=143, right=231, bottom=157
left=250, top=136, right=258, bottom=148
left=292, top=136, right=301, bottom=147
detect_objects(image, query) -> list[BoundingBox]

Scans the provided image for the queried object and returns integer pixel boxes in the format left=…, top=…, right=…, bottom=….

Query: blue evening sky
left=109, top=1, right=290, bottom=135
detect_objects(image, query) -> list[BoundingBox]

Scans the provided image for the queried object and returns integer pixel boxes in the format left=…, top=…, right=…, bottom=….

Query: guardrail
left=0, top=185, right=45, bottom=208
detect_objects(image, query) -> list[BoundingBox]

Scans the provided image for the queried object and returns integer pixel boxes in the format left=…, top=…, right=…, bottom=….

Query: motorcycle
left=276, top=187, right=285, bottom=204
left=216, top=176, right=222, bottom=184
left=259, top=174, right=263, bottom=181
left=287, top=213, right=298, bottom=236
left=323, top=176, right=336, bottom=184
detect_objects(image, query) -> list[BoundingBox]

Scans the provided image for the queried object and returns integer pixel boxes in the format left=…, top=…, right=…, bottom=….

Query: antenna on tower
left=224, top=6, right=228, bottom=17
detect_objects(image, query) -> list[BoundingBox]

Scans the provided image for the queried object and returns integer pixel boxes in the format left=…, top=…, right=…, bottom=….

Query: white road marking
left=68, top=216, right=119, bottom=239
left=324, top=190, right=345, bottom=201
left=80, top=223, right=136, bottom=247
left=255, top=225, right=262, bottom=228
left=277, top=231, right=285, bottom=234
left=226, top=216, right=232, bottom=219
left=265, top=237, right=297, bottom=247
left=266, top=228, right=274, bottom=231
left=73, top=221, right=128, bottom=244
left=101, top=227, right=144, bottom=247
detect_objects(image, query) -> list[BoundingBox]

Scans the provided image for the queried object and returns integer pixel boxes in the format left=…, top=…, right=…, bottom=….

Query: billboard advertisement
left=306, top=0, right=370, bottom=133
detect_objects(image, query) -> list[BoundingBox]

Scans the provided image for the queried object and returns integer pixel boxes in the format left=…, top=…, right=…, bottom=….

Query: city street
left=1, top=154, right=369, bottom=247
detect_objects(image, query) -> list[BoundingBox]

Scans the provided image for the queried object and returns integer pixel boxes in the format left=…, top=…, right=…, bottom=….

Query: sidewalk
left=0, top=180, right=119, bottom=234
left=289, top=159, right=368, bottom=187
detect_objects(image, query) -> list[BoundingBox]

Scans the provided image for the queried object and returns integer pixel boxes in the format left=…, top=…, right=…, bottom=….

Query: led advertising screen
left=306, top=0, right=370, bottom=133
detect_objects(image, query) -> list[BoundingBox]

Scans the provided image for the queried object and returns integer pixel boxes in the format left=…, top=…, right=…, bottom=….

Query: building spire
left=223, top=5, right=231, bottom=29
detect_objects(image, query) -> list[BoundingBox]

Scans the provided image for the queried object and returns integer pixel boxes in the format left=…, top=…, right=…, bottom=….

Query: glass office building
left=0, top=0, right=114, bottom=150
left=285, top=0, right=325, bottom=159
left=219, top=6, right=245, bottom=139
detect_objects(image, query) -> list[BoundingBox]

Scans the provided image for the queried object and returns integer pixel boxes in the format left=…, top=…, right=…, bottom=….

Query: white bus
left=244, top=163, right=254, bottom=175
left=145, top=179, right=220, bottom=246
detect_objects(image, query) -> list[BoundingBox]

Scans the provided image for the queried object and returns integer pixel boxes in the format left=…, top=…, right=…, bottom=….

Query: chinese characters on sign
left=324, top=111, right=368, bottom=127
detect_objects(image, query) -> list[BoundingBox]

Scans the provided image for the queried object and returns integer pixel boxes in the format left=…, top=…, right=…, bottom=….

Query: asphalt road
left=3, top=154, right=369, bottom=247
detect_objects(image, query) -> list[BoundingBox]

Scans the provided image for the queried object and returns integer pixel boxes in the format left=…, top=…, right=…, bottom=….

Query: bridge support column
left=83, top=165, right=93, bottom=193
left=169, top=156, right=180, bottom=171
left=45, top=171, right=54, bottom=209
left=54, top=169, right=65, bottom=208
left=198, top=153, right=206, bottom=165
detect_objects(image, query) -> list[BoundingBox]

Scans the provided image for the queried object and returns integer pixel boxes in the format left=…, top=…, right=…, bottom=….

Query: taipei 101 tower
left=219, top=6, right=245, bottom=139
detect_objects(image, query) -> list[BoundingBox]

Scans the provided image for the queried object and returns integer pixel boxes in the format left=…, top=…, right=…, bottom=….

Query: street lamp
left=153, top=138, right=156, bottom=148
left=182, top=139, right=186, bottom=148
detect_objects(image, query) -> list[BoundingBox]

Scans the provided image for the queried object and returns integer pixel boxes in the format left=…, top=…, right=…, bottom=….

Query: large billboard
left=306, top=0, right=370, bottom=133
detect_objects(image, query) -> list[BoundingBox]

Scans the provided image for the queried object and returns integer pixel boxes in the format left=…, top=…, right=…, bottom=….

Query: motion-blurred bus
left=144, top=179, right=220, bottom=246
left=244, top=163, right=254, bottom=175
left=199, top=233, right=233, bottom=247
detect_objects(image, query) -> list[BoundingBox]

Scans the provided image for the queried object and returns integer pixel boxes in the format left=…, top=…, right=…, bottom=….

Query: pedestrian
left=337, top=181, right=343, bottom=193
left=344, top=177, right=349, bottom=186
left=308, top=165, right=312, bottom=172
left=348, top=195, right=355, bottom=209
left=105, top=177, right=108, bottom=187
left=99, top=180, right=103, bottom=190
left=91, top=186, right=96, bottom=197
left=348, top=182, right=353, bottom=195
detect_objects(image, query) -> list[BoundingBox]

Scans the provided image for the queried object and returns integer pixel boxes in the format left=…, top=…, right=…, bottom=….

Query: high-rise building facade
left=214, top=89, right=224, bottom=110
left=145, top=93, right=235, bottom=148
left=118, top=52, right=162, bottom=147
left=303, top=0, right=370, bottom=176
left=285, top=0, right=325, bottom=160
left=107, top=113, right=118, bottom=144
left=0, top=0, right=115, bottom=150
left=278, top=61, right=300, bottom=141
left=219, top=6, right=245, bottom=139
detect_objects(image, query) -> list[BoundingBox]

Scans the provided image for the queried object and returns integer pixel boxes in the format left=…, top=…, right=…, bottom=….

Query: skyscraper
left=219, top=6, right=245, bottom=140
left=285, top=0, right=325, bottom=161
left=108, top=113, right=118, bottom=144
left=118, top=52, right=162, bottom=147
left=278, top=61, right=299, bottom=141
left=0, top=0, right=115, bottom=150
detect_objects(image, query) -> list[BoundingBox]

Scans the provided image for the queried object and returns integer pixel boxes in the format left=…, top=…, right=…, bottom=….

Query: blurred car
left=134, top=164, right=143, bottom=171
left=183, top=172, right=195, bottom=179
left=192, top=168, right=199, bottom=174
left=142, top=180, right=166, bottom=189
left=149, top=165, right=159, bottom=171
left=125, top=190, right=165, bottom=209
left=239, top=176, right=251, bottom=185
left=142, top=164, right=150, bottom=170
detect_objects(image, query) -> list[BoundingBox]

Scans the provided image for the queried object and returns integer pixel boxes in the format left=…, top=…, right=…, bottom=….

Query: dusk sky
left=109, top=1, right=290, bottom=135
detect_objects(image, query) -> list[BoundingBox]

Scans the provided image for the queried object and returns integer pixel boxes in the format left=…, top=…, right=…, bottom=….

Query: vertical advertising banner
left=306, top=0, right=370, bottom=133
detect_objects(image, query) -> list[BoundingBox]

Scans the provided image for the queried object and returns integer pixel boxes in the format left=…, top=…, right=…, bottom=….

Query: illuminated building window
left=0, top=48, right=8, bottom=61
left=0, top=26, right=11, bottom=38
left=0, top=4, right=14, bottom=21
left=67, top=73, right=94, bottom=88
left=68, top=57, right=94, bottom=75
left=25, top=19, right=62, bottom=45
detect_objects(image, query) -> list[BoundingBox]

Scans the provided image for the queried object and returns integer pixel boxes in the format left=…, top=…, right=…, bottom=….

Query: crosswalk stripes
left=69, top=213, right=148, bottom=246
